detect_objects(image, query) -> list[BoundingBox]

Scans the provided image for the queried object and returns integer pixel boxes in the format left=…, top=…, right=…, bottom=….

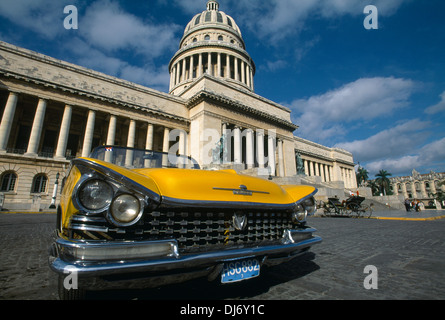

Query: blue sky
left=1, top=0, right=444, bottom=178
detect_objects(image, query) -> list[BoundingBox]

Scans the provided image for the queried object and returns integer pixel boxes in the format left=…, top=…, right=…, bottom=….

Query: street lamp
left=49, top=173, right=60, bottom=209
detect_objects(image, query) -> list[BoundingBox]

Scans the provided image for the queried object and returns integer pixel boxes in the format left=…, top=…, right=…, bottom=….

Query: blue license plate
left=221, top=258, right=260, bottom=283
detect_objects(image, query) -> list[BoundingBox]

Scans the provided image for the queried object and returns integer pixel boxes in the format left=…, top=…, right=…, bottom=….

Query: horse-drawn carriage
left=320, top=196, right=373, bottom=218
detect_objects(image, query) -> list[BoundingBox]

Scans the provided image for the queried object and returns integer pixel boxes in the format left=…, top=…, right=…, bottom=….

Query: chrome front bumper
left=49, top=228, right=322, bottom=290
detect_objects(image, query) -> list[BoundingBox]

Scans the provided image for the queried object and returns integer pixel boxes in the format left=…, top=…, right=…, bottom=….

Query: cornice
left=186, top=89, right=298, bottom=131
left=0, top=71, right=189, bottom=125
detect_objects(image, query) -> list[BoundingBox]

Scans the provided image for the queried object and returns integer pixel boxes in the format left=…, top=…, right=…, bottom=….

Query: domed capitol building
left=0, top=0, right=357, bottom=211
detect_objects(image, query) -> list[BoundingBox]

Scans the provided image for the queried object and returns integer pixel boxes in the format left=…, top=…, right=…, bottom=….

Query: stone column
left=26, top=98, right=47, bottom=156
left=106, top=115, right=117, bottom=145
left=246, top=65, right=251, bottom=88
left=179, top=130, right=186, bottom=156
left=401, top=183, right=408, bottom=198
left=226, top=55, right=231, bottom=78
left=241, top=60, right=245, bottom=84
left=163, top=127, right=170, bottom=153
left=304, top=159, right=309, bottom=176
left=309, top=161, right=314, bottom=176
left=146, top=123, right=154, bottom=150
left=320, top=164, right=326, bottom=182
left=245, top=128, right=254, bottom=169
left=420, top=181, right=427, bottom=198
left=233, top=126, right=242, bottom=164
left=181, top=58, right=187, bottom=82
left=315, top=162, right=320, bottom=177
left=217, top=53, right=221, bottom=78
left=189, top=55, right=194, bottom=79
left=207, top=52, right=212, bottom=75
left=430, top=180, right=437, bottom=194
left=81, top=110, right=96, bottom=157
left=175, top=62, right=180, bottom=86
left=162, top=127, right=170, bottom=167
left=267, top=134, right=276, bottom=176
left=104, top=115, right=117, bottom=163
left=55, top=105, right=72, bottom=159
left=0, top=92, right=19, bottom=152
left=411, top=181, right=418, bottom=198
left=234, top=57, right=239, bottom=81
left=198, top=53, right=203, bottom=77
left=256, top=130, right=265, bottom=169
left=125, top=120, right=136, bottom=167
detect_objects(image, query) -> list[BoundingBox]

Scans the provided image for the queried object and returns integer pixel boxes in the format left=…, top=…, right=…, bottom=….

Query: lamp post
left=49, top=173, right=60, bottom=209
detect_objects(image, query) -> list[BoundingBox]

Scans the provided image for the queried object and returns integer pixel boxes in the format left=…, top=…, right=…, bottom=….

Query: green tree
left=367, top=180, right=380, bottom=196
left=356, top=166, right=369, bottom=186
left=375, top=170, right=392, bottom=196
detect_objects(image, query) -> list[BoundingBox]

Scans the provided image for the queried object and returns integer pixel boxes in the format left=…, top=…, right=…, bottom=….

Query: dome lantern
left=207, top=0, right=219, bottom=11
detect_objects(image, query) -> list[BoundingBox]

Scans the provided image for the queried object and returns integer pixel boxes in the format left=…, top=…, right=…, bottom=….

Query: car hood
left=133, top=168, right=316, bottom=209
left=76, top=158, right=316, bottom=210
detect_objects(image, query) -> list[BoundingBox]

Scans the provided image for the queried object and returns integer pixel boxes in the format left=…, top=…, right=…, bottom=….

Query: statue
left=212, top=134, right=226, bottom=164
left=295, top=151, right=305, bottom=175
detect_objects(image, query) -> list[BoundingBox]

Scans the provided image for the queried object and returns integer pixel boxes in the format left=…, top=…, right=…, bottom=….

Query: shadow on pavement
left=85, top=252, right=319, bottom=300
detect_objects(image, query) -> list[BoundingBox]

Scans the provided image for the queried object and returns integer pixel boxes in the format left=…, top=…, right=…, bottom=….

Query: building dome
left=183, top=0, right=243, bottom=44
left=169, top=0, right=255, bottom=95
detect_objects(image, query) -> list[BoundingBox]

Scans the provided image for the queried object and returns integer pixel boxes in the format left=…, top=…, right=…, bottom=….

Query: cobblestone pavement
left=1, top=213, right=445, bottom=300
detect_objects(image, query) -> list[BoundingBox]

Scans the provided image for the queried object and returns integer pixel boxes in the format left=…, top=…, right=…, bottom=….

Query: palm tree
left=375, top=170, right=392, bottom=196
left=356, top=167, right=369, bottom=187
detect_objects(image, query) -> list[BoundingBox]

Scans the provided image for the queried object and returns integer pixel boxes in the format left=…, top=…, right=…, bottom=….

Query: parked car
left=49, top=146, right=322, bottom=299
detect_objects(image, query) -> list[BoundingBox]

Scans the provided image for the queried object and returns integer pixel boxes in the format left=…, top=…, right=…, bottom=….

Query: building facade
left=390, top=169, right=445, bottom=200
left=0, top=1, right=356, bottom=211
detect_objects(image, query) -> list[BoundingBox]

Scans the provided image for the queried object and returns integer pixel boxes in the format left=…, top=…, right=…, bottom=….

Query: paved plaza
left=0, top=210, right=444, bottom=300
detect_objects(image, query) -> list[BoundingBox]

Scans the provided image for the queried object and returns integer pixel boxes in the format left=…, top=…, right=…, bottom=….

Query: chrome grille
left=69, top=209, right=295, bottom=253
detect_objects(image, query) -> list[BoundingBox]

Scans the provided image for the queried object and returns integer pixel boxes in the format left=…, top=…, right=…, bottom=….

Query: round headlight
left=292, top=203, right=307, bottom=223
left=302, top=197, right=316, bottom=215
left=78, top=179, right=113, bottom=211
left=110, top=194, right=141, bottom=225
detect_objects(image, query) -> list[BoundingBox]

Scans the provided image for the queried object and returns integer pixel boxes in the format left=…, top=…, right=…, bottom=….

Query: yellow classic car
left=49, top=146, right=322, bottom=299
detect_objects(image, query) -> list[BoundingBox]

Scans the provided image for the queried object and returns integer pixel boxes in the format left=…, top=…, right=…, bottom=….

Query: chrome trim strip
left=50, top=234, right=322, bottom=276
left=160, top=196, right=297, bottom=210
left=72, top=158, right=161, bottom=203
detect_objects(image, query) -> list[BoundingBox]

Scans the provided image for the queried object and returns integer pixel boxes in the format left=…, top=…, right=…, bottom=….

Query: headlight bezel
left=108, top=192, right=144, bottom=227
left=292, top=196, right=317, bottom=224
left=72, top=172, right=146, bottom=227
left=73, top=176, right=114, bottom=215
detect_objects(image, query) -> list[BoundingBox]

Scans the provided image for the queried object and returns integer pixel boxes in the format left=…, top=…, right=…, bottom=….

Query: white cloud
left=67, top=38, right=170, bottom=90
left=290, top=77, right=416, bottom=143
left=425, top=91, right=445, bottom=114
left=335, top=119, right=431, bottom=161
left=81, top=0, right=180, bottom=58
left=364, top=137, right=445, bottom=176
left=230, top=0, right=409, bottom=42
left=0, top=0, right=66, bottom=38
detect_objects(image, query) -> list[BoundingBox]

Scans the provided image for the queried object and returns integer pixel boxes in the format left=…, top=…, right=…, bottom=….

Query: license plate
left=221, top=258, right=260, bottom=283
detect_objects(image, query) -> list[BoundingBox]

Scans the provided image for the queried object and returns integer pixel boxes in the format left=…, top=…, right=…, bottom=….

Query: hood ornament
left=213, top=185, right=269, bottom=196
left=232, top=212, right=248, bottom=231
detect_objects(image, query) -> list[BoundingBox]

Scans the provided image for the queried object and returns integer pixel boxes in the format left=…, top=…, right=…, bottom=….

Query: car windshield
left=90, top=146, right=200, bottom=170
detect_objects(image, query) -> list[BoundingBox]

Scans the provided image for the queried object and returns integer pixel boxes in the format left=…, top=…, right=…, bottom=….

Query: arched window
left=217, top=13, right=223, bottom=23
left=195, top=15, right=200, bottom=25
left=227, top=17, right=233, bottom=27
left=32, top=174, right=48, bottom=193
left=0, top=171, right=17, bottom=192
left=204, top=35, right=210, bottom=41
left=218, top=35, right=223, bottom=41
